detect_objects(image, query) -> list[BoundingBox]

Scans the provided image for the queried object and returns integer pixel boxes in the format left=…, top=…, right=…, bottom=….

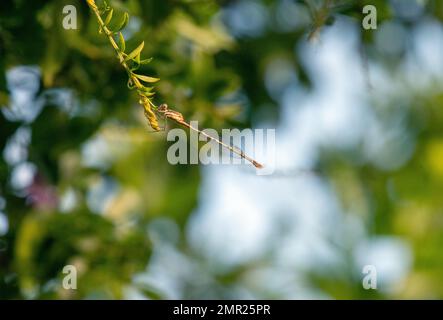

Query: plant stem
left=86, top=0, right=160, bottom=130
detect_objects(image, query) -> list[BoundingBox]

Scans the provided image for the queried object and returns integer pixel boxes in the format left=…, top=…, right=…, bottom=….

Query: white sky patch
left=86, top=176, right=118, bottom=214
left=410, top=19, right=443, bottom=81
left=59, top=188, right=78, bottom=213
left=223, top=0, right=269, bottom=38
left=297, top=18, right=370, bottom=150
left=81, top=136, right=113, bottom=169
left=3, top=126, right=31, bottom=166
left=0, top=212, right=9, bottom=236
left=10, top=162, right=36, bottom=190
left=2, top=66, right=44, bottom=123
left=187, top=166, right=273, bottom=267
left=354, top=237, right=412, bottom=294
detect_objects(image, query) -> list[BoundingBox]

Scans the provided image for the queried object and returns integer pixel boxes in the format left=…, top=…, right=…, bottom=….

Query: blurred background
left=1, top=0, right=443, bottom=299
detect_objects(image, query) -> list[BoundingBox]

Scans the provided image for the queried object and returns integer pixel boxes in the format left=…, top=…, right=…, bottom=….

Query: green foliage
left=86, top=0, right=161, bottom=130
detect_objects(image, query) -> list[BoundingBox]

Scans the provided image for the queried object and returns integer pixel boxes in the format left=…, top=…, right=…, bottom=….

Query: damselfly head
left=157, top=104, right=168, bottom=113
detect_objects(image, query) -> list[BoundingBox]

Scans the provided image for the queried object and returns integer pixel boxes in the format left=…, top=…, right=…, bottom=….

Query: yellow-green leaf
left=140, top=58, right=153, bottom=65
left=138, top=87, right=155, bottom=97
left=114, top=12, right=129, bottom=32
left=140, top=86, right=153, bottom=93
left=125, top=41, right=144, bottom=62
left=133, top=73, right=160, bottom=83
left=134, top=53, right=140, bottom=64
left=104, top=9, right=113, bottom=26
left=118, top=32, right=125, bottom=52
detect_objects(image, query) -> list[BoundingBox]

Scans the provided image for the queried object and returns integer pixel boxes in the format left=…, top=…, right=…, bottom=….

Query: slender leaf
left=133, top=73, right=160, bottom=83
left=140, top=58, right=153, bottom=65
left=104, top=9, right=113, bottom=26
left=118, top=32, right=125, bottom=52
left=114, top=12, right=129, bottom=33
left=135, top=53, right=141, bottom=64
left=125, top=41, right=145, bottom=62
left=139, top=86, right=154, bottom=93
left=138, top=87, right=155, bottom=97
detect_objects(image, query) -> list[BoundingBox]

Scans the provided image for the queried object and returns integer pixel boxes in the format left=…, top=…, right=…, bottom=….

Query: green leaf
left=140, top=58, right=153, bottom=65
left=104, top=9, right=113, bottom=26
left=118, top=32, right=125, bottom=52
left=138, top=87, right=155, bottom=97
left=139, top=86, right=154, bottom=93
left=133, top=73, right=160, bottom=83
left=114, top=12, right=129, bottom=32
left=125, top=41, right=144, bottom=62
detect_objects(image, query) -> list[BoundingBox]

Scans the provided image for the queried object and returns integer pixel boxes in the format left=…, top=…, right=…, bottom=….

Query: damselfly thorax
left=156, top=104, right=185, bottom=124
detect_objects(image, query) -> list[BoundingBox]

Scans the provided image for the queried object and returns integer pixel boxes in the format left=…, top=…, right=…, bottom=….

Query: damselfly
left=155, top=104, right=264, bottom=169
